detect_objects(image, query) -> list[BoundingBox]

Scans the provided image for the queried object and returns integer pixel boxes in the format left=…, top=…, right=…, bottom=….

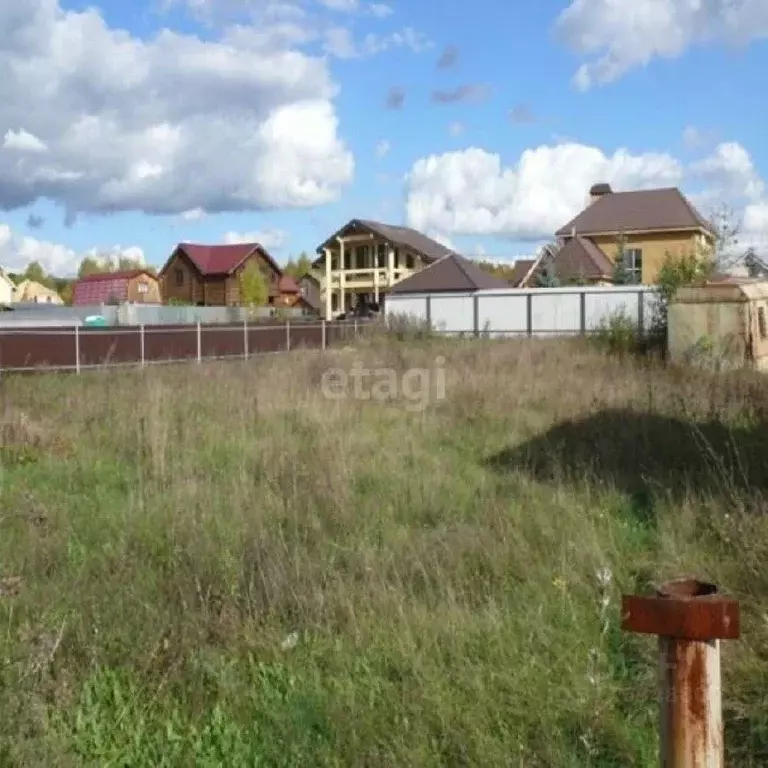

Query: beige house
left=550, top=184, right=716, bottom=284
left=13, top=279, right=63, bottom=304
left=313, top=219, right=454, bottom=318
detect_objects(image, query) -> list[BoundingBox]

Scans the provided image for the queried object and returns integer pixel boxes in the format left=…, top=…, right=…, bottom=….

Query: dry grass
left=0, top=336, right=767, bottom=766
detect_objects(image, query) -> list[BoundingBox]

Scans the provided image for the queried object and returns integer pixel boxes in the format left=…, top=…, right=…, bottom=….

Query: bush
left=592, top=309, right=639, bottom=357
left=650, top=251, right=715, bottom=348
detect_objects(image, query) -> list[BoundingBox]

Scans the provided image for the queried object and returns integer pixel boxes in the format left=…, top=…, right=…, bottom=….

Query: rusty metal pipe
left=622, top=578, right=740, bottom=768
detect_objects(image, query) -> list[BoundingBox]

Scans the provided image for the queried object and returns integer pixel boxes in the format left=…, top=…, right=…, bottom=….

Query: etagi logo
left=320, top=357, right=446, bottom=412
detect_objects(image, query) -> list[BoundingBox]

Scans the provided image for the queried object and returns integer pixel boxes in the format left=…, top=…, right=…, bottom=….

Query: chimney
left=588, top=182, right=612, bottom=206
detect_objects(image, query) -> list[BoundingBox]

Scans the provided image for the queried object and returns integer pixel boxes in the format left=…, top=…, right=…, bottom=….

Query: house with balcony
left=313, top=219, right=455, bottom=318
left=549, top=184, right=716, bottom=284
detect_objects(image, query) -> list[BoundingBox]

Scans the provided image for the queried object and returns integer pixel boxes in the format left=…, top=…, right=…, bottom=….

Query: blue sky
left=1, top=0, right=767, bottom=274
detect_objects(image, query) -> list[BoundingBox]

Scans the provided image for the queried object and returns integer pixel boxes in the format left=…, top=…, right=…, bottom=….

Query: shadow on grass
left=486, top=409, right=768, bottom=510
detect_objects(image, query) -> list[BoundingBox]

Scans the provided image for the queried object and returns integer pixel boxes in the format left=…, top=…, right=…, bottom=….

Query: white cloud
left=375, top=139, right=390, bottom=158
left=556, top=0, right=768, bottom=89
left=0, top=0, right=354, bottom=219
left=0, top=224, right=144, bottom=276
left=369, top=4, right=393, bottom=18
left=180, top=208, right=206, bottom=221
left=405, top=139, right=768, bottom=250
left=223, top=228, right=288, bottom=249
left=323, top=25, right=432, bottom=58
left=3, top=129, right=48, bottom=153
left=406, top=143, right=683, bottom=240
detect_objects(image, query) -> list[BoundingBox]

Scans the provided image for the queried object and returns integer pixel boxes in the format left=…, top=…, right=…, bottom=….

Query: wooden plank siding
left=160, top=248, right=284, bottom=307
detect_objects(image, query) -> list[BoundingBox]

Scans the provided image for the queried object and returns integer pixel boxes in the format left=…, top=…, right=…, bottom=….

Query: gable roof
left=726, top=248, right=768, bottom=272
left=555, top=187, right=713, bottom=237
left=161, top=242, right=283, bottom=278
left=508, top=259, right=537, bottom=287
left=72, top=270, right=157, bottom=305
left=76, top=269, right=155, bottom=284
left=551, top=236, right=614, bottom=281
left=390, top=252, right=511, bottom=294
left=314, top=219, right=454, bottom=264
left=13, top=279, right=62, bottom=302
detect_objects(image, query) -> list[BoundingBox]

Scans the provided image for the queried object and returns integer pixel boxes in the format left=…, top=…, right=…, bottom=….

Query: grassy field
left=0, top=335, right=767, bottom=766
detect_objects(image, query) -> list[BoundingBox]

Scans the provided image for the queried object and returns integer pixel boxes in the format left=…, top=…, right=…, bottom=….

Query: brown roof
left=161, top=242, right=283, bottom=278
left=508, top=259, right=537, bottom=287
left=555, top=187, right=713, bottom=237
left=390, top=253, right=511, bottom=294
left=552, top=236, right=613, bottom=281
left=314, top=219, right=454, bottom=264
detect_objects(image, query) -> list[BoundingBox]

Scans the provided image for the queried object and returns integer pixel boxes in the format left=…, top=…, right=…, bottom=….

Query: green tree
left=23, top=260, right=48, bottom=285
left=611, top=233, right=635, bottom=285
left=650, top=249, right=715, bottom=347
left=59, top=283, right=74, bottom=305
left=535, top=259, right=559, bottom=287
left=284, top=252, right=313, bottom=278
left=238, top=261, right=269, bottom=307
left=78, top=256, right=108, bottom=277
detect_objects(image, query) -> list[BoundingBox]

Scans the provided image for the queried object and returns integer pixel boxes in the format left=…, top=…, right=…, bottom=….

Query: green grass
left=0, top=337, right=767, bottom=766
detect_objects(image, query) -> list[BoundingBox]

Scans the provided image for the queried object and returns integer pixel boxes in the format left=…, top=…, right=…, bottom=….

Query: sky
left=1, top=0, right=767, bottom=275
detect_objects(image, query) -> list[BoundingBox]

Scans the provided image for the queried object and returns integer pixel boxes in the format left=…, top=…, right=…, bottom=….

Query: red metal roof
left=278, top=275, right=300, bottom=293
left=72, top=270, right=156, bottom=305
left=173, top=242, right=283, bottom=277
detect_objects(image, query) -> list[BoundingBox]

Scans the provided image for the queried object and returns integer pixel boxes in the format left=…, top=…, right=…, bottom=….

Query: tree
left=60, top=283, right=74, bottom=305
left=611, top=233, right=634, bottom=285
left=23, top=261, right=48, bottom=285
left=707, top=203, right=741, bottom=270
left=535, top=259, right=559, bottom=287
left=284, top=252, right=313, bottom=278
left=78, top=256, right=108, bottom=277
left=238, top=261, right=269, bottom=307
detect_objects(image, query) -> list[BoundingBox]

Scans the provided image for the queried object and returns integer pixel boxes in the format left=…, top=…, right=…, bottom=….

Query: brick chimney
left=588, top=182, right=612, bottom=205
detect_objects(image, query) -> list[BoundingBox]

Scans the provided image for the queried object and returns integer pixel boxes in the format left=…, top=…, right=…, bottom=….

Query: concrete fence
left=0, top=319, right=364, bottom=373
left=385, top=286, right=660, bottom=336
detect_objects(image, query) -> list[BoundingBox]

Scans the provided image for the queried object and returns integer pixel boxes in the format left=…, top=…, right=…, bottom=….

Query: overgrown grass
left=1, top=338, right=767, bottom=766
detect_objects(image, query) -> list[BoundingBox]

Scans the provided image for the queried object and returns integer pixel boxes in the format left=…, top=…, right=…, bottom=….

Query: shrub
left=592, top=309, right=639, bottom=357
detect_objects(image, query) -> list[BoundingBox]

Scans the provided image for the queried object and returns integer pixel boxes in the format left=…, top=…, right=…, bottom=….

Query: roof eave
left=560, top=225, right=713, bottom=238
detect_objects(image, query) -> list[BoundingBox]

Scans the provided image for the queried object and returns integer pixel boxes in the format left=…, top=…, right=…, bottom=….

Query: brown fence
left=0, top=319, right=368, bottom=372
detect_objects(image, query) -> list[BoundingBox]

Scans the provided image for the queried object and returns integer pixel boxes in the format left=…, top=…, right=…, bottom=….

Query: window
left=406, top=253, right=415, bottom=269
left=175, top=268, right=184, bottom=286
left=759, top=306, right=767, bottom=340
left=377, top=243, right=387, bottom=268
left=625, top=248, right=643, bottom=283
left=137, top=282, right=148, bottom=294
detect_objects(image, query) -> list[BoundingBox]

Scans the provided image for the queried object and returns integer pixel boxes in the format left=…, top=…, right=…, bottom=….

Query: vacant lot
left=1, top=337, right=767, bottom=766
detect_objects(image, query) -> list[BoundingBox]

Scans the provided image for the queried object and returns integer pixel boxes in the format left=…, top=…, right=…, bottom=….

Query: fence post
left=638, top=290, right=645, bottom=338
left=426, top=296, right=432, bottom=328
left=473, top=295, right=479, bottom=337
left=74, top=324, right=80, bottom=374
left=321, top=319, right=326, bottom=350
left=139, top=325, right=145, bottom=366
left=622, top=578, right=740, bottom=767
left=243, top=319, right=248, bottom=359
left=196, top=322, right=201, bottom=363
left=526, top=293, right=533, bottom=337
left=286, top=320, right=291, bottom=351
left=580, top=290, right=586, bottom=335
left=353, top=318, right=358, bottom=339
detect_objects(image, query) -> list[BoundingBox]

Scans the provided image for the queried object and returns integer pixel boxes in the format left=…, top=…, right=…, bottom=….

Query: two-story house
left=313, top=219, right=455, bottom=318
left=159, top=242, right=300, bottom=307
left=549, top=184, right=715, bottom=284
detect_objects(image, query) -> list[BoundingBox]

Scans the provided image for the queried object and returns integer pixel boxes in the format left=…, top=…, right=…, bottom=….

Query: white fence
left=385, top=286, right=659, bottom=336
